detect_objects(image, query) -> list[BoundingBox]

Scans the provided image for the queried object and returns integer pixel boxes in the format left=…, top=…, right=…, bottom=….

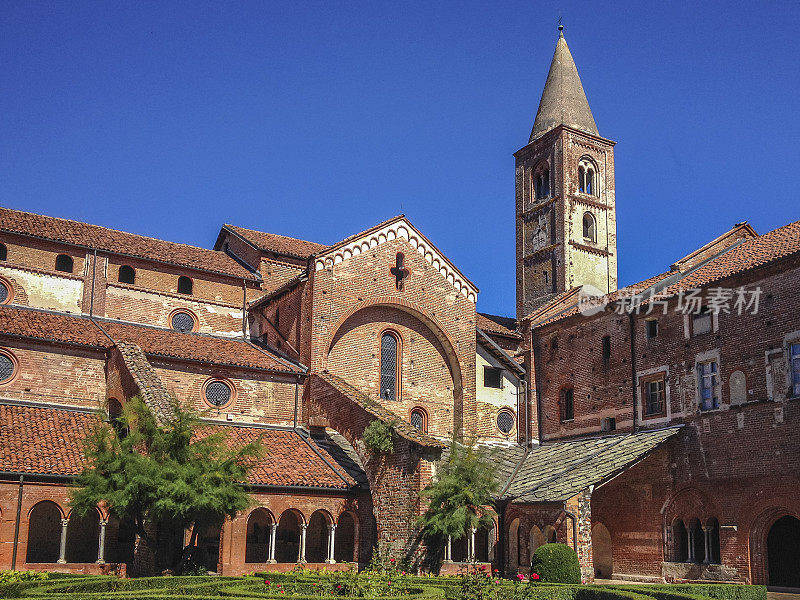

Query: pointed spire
left=529, top=26, right=599, bottom=142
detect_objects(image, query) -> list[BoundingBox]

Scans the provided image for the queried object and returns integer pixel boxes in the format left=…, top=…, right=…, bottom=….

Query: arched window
left=689, top=519, right=704, bottom=563
left=0, top=277, right=11, bottom=306
left=706, top=518, right=721, bottom=564
left=0, top=243, right=6, bottom=261
left=583, top=212, right=597, bottom=242
left=380, top=332, right=399, bottom=401
left=533, top=164, right=550, bottom=200
left=55, top=254, right=74, bottom=273
left=578, top=158, right=600, bottom=197
left=118, top=265, right=136, bottom=285
left=671, top=519, right=688, bottom=562
left=26, top=501, right=63, bottom=563
left=177, top=276, right=193, bottom=295
left=410, top=407, right=427, bottom=432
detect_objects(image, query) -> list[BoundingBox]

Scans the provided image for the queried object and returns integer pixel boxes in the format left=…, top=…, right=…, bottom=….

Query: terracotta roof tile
left=476, top=313, right=519, bottom=338
left=0, top=402, right=356, bottom=488
left=226, top=225, right=327, bottom=259
left=0, top=305, right=301, bottom=373
left=0, top=206, right=256, bottom=280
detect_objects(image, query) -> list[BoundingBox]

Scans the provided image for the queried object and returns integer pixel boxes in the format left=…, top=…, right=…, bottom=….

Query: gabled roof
left=477, top=313, right=519, bottom=338
left=0, top=305, right=302, bottom=374
left=529, top=29, right=599, bottom=142
left=221, top=224, right=328, bottom=260
left=499, top=427, right=682, bottom=502
left=0, top=206, right=257, bottom=280
left=0, top=401, right=360, bottom=489
left=315, top=372, right=447, bottom=449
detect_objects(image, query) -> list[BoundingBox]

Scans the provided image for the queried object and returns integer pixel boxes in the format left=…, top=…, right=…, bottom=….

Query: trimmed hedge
left=530, top=543, right=581, bottom=584
left=0, top=574, right=767, bottom=600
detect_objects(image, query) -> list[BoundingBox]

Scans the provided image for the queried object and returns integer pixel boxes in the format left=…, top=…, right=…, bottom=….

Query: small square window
left=484, top=366, right=503, bottom=389
left=692, top=307, right=712, bottom=336
left=601, top=417, right=616, bottom=432
left=646, top=320, right=658, bottom=339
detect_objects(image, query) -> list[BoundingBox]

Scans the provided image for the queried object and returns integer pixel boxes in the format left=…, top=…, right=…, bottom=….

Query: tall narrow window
left=177, top=276, right=193, bottom=295
left=560, top=388, right=574, bottom=422
left=380, top=332, right=398, bottom=401
left=791, top=343, right=800, bottom=397
left=534, top=165, right=550, bottom=200
left=118, top=265, right=136, bottom=284
left=601, top=335, right=611, bottom=361
left=583, top=212, right=597, bottom=242
left=578, top=166, right=586, bottom=193
left=586, top=169, right=594, bottom=195
left=692, top=306, right=712, bottom=336
left=643, top=375, right=666, bottom=417
left=578, top=158, right=599, bottom=196
left=698, top=361, right=720, bottom=411
left=410, top=407, right=427, bottom=432
left=0, top=243, right=6, bottom=261
left=55, top=254, right=74, bottom=273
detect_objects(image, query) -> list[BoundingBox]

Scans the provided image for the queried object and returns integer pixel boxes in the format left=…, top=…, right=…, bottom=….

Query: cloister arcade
left=20, top=499, right=359, bottom=573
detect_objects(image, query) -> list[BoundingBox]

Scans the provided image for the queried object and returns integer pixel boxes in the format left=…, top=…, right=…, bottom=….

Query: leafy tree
left=417, top=442, right=498, bottom=547
left=70, top=396, right=262, bottom=573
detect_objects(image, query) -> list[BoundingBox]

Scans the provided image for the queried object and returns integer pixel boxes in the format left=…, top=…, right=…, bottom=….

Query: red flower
left=479, top=565, right=486, bottom=571
left=389, top=558, right=395, bottom=563
left=531, top=573, right=540, bottom=581
left=516, top=573, right=525, bottom=581
left=264, top=580, right=270, bottom=585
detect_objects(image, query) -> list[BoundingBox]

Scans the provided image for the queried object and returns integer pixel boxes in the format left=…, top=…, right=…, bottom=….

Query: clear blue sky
left=2, top=2, right=798, bottom=316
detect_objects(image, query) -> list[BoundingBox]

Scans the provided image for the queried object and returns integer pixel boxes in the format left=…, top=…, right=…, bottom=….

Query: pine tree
left=70, top=396, right=262, bottom=574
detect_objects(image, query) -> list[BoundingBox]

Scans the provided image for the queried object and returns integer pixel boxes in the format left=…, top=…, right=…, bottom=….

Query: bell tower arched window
left=533, top=164, right=550, bottom=200
left=380, top=331, right=399, bottom=401
left=578, top=157, right=600, bottom=197
left=583, top=212, right=597, bottom=242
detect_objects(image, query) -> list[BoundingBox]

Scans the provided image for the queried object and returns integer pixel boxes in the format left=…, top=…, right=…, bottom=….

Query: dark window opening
left=410, top=408, right=426, bottom=432
left=0, top=243, right=6, bottom=261
left=644, top=376, right=665, bottom=416
left=790, top=343, right=800, bottom=397
left=561, top=388, right=574, bottom=422
left=586, top=169, right=595, bottom=195
left=55, top=254, right=74, bottom=273
left=601, top=417, right=616, bottom=432
left=118, top=265, right=136, bottom=285
left=646, top=319, right=658, bottom=339
left=177, top=276, right=193, bottom=295
left=602, top=335, right=611, bottom=361
left=171, top=311, right=196, bottom=332
left=484, top=366, right=503, bottom=389
left=551, top=336, right=558, bottom=351
left=672, top=520, right=688, bottom=562
left=698, top=361, right=719, bottom=411
left=0, top=353, right=15, bottom=383
left=534, top=168, right=550, bottom=200
left=380, top=333, right=398, bottom=400
left=274, top=308, right=280, bottom=327
left=543, top=270, right=549, bottom=285
left=578, top=166, right=586, bottom=193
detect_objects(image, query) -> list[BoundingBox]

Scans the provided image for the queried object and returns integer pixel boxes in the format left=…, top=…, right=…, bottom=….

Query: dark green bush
left=530, top=543, right=581, bottom=584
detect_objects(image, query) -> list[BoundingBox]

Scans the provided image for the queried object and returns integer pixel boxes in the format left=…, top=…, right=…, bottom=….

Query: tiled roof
left=477, top=313, right=519, bottom=338
left=225, top=225, right=328, bottom=259
left=0, top=402, right=359, bottom=488
left=97, top=319, right=302, bottom=373
left=0, top=305, right=110, bottom=348
left=0, top=206, right=256, bottom=280
left=0, top=305, right=301, bottom=374
left=315, top=372, right=447, bottom=449
left=660, top=219, right=800, bottom=295
left=499, top=427, right=682, bottom=502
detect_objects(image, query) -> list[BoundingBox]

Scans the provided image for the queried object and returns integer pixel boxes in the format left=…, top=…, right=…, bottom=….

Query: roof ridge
left=226, top=224, right=327, bottom=248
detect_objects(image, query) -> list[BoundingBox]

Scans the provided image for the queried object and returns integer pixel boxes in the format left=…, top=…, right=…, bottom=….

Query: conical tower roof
left=529, top=27, right=598, bottom=142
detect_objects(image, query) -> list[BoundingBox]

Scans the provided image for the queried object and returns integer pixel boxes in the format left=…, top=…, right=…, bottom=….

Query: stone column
left=325, top=524, right=337, bottom=564
left=687, top=529, right=696, bottom=563
left=702, top=526, right=711, bottom=564
left=268, top=523, right=277, bottom=563
left=298, top=523, right=307, bottom=563
left=444, top=536, right=452, bottom=562
left=488, top=526, right=495, bottom=562
left=57, top=518, right=69, bottom=564
left=96, top=520, right=108, bottom=564
left=469, top=528, right=476, bottom=562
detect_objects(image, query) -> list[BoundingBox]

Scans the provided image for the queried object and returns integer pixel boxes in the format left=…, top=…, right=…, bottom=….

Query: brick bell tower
left=515, top=25, right=618, bottom=320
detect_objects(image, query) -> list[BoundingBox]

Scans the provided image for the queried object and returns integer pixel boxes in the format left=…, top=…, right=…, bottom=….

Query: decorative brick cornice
left=568, top=240, right=611, bottom=257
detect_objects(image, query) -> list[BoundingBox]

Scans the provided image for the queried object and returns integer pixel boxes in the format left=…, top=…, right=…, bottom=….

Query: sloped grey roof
left=499, top=427, right=682, bottom=502
left=530, top=30, right=599, bottom=142
left=313, top=429, right=370, bottom=488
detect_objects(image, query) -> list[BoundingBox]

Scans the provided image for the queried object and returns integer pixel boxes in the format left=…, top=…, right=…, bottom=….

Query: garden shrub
left=530, top=543, right=581, bottom=584
left=363, top=420, right=395, bottom=454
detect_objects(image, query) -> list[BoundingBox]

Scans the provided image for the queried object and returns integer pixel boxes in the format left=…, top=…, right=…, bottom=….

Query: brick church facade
left=0, top=27, right=798, bottom=586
